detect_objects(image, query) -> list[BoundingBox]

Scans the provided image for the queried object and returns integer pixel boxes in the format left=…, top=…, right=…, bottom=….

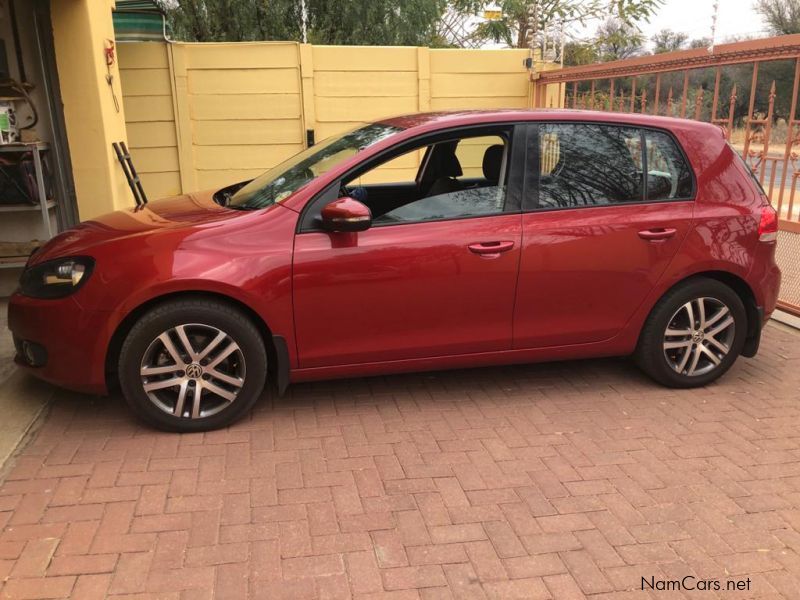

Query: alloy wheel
left=662, top=297, right=736, bottom=377
left=139, top=323, right=246, bottom=419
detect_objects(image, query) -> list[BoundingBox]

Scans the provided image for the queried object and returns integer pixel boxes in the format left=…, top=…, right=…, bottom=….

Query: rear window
left=535, top=123, right=694, bottom=210
left=644, top=130, right=694, bottom=200
left=539, top=123, right=642, bottom=209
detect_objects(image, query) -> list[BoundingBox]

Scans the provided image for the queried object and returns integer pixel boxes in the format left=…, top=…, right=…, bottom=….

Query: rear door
left=513, top=122, right=695, bottom=349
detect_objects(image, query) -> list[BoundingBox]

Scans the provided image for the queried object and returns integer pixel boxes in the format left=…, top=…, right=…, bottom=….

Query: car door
left=292, top=125, right=524, bottom=368
left=513, top=122, right=695, bottom=349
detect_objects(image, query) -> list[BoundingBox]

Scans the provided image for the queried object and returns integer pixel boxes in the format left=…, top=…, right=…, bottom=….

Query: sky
left=638, top=0, right=769, bottom=47
left=553, top=0, right=770, bottom=52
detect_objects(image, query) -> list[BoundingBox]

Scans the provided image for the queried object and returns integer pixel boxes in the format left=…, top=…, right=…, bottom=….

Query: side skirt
left=288, top=339, right=632, bottom=384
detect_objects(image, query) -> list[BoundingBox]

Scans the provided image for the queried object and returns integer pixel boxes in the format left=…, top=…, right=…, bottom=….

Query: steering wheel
left=339, top=184, right=369, bottom=204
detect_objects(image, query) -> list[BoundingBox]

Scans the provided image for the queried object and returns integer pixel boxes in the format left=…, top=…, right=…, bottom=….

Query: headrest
left=438, top=149, right=463, bottom=178
left=482, top=144, right=504, bottom=183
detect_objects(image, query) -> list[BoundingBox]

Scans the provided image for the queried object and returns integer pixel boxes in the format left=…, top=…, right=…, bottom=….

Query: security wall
left=118, top=41, right=559, bottom=199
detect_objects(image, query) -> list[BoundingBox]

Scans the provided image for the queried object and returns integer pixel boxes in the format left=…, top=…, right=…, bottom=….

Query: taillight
left=758, top=205, right=778, bottom=243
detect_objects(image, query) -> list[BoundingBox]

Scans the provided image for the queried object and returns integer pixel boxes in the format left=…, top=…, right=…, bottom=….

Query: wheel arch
left=644, top=270, right=760, bottom=356
left=105, top=290, right=290, bottom=394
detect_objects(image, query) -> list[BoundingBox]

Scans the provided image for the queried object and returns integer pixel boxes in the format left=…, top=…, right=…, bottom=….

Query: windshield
left=226, top=123, right=403, bottom=210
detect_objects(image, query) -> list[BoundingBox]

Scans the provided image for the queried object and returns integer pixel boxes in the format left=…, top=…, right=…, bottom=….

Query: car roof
left=379, top=109, right=723, bottom=136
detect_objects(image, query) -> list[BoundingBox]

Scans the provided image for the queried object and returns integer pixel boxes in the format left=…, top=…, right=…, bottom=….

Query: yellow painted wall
left=180, top=42, right=304, bottom=190
left=429, top=49, right=531, bottom=111
left=118, top=41, right=556, bottom=197
left=118, top=42, right=181, bottom=199
left=50, top=0, right=132, bottom=219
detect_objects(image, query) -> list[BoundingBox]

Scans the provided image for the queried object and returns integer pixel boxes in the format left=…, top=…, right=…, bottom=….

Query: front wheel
left=635, top=278, right=746, bottom=388
left=118, top=299, right=267, bottom=432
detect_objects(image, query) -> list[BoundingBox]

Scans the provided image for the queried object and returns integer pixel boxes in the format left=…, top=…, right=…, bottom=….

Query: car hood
left=30, top=189, right=264, bottom=264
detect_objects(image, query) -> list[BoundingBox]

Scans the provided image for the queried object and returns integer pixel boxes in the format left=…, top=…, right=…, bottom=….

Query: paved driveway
left=0, top=323, right=799, bottom=599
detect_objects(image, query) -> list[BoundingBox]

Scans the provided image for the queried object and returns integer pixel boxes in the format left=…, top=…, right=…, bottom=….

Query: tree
left=562, top=42, right=598, bottom=66
left=651, top=29, right=688, bottom=53
left=307, top=0, right=448, bottom=45
left=595, top=17, right=645, bottom=61
left=755, top=0, right=800, bottom=35
left=688, top=37, right=712, bottom=49
left=156, top=0, right=303, bottom=42
left=158, top=0, right=449, bottom=45
left=450, top=0, right=662, bottom=49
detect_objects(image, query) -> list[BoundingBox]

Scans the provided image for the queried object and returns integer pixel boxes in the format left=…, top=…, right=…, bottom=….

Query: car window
left=374, top=187, right=506, bottom=224
left=644, top=130, right=694, bottom=200
left=226, top=123, right=403, bottom=210
left=351, top=149, right=425, bottom=185
left=343, top=130, right=510, bottom=225
left=538, top=123, right=643, bottom=209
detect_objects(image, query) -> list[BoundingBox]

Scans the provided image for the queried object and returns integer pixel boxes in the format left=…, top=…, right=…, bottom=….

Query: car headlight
left=19, top=257, right=95, bottom=299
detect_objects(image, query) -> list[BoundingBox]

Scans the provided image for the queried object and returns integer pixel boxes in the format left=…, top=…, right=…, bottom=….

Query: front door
left=293, top=125, right=524, bottom=368
left=513, top=122, right=695, bottom=348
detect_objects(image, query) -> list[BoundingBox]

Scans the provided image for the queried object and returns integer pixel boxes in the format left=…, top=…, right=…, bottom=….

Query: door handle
left=468, top=241, right=515, bottom=256
left=638, top=228, right=677, bottom=241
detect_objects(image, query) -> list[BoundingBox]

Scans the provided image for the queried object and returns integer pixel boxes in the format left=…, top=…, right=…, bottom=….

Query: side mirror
left=320, top=197, right=372, bottom=232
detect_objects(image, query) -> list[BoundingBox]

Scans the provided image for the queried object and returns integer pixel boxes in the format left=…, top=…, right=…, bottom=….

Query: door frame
left=32, top=0, right=79, bottom=228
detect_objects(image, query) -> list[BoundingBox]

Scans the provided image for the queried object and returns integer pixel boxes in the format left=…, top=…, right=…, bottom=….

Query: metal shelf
left=0, top=200, right=56, bottom=213
left=0, top=143, right=55, bottom=270
left=0, top=142, right=49, bottom=153
left=0, top=256, right=27, bottom=270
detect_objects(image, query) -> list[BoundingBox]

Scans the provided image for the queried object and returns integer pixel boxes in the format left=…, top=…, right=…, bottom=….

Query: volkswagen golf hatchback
left=8, top=110, right=781, bottom=431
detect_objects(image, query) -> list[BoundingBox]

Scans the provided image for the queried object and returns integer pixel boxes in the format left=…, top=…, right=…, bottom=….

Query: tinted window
left=538, top=123, right=643, bottom=209
left=645, top=130, right=693, bottom=200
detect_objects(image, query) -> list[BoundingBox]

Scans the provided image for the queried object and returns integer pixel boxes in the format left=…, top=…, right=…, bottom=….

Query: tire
left=118, top=298, right=267, bottom=432
left=635, top=277, right=747, bottom=388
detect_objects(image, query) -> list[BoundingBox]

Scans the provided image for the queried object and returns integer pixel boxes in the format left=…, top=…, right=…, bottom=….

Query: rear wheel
left=118, top=299, right=267, bottom=432
left=635, top=278, right=746, bottom=388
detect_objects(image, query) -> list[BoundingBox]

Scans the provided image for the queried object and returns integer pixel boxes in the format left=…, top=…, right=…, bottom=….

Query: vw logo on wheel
left=185, top=363, right=203, bottom=379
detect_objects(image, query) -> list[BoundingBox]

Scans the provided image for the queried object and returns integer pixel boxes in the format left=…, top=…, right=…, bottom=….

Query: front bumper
left=7, top=293, right=113, bottom=394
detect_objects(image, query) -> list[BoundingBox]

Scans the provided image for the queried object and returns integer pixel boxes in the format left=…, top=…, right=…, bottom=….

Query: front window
left=344, top=130, right=511, bottom=225
left=225, top=123, right=403, bottom=210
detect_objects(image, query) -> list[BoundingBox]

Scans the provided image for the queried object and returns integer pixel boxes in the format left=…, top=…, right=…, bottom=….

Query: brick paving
left=0, top=322, right=799, bottom=599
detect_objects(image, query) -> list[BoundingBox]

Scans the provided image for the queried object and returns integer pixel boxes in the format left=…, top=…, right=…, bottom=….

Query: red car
left=8, top=110, right=781, bottom=432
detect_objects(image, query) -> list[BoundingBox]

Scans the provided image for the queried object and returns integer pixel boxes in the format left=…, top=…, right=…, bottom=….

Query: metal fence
left=533, top=35, right=800, bottom=315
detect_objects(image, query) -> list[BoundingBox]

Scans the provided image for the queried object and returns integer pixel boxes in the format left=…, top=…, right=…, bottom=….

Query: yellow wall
left=118, top=41, right=553, bottom=199
left=118, top=42, right=181, bottom=198
left=50, top=0, right=132, bottom=219
left=178, top=42, right=305, bottom=191
left=430, top=49, right=531, bottom=111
